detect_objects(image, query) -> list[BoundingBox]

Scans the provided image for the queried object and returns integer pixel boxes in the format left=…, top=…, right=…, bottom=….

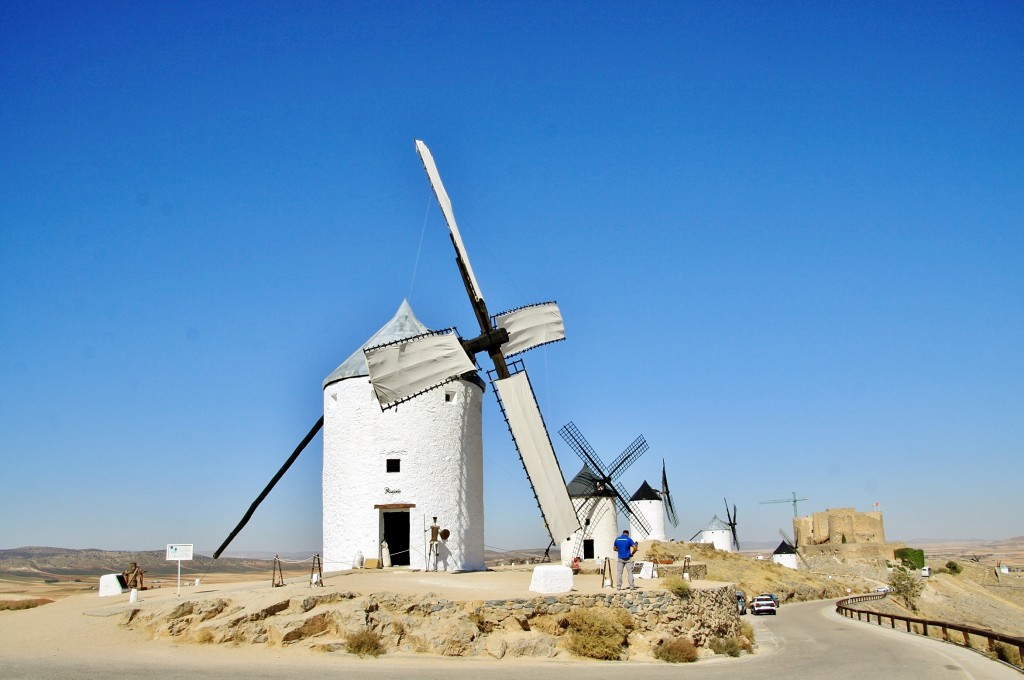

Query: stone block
left=528, top=565, right=573, bottom=594
left=98, top=573, right=128, bottom=597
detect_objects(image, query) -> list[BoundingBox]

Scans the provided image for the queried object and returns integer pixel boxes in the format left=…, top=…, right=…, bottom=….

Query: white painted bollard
left=129, top=589, right=138, bottom=603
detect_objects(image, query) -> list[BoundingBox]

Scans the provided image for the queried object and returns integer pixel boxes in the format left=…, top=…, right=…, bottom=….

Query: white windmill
left=321, top=299, right=486, bottom=572
left=628, top=460, right=680, bottom=541
left=212, top=141, right=582, bottom=567
left=557, top=421, right=650, bottom=565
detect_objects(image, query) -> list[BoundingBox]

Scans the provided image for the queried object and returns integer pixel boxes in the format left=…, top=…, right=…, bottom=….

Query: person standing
left=613, top=529, right=638, bottom=590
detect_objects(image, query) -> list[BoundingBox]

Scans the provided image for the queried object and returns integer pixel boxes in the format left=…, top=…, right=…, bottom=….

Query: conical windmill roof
left=773, top=540, right=797, bottom=555
left=566, top=464, right=616, bottom=498
left=629, top=480, right=661, bottom=502
left=323, top=299, right=429, bottom=388
left=701, top=515, right=731, bottom=532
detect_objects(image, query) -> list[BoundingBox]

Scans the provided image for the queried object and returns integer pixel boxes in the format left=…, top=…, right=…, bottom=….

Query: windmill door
left=381, top=510, right=410, bottom=567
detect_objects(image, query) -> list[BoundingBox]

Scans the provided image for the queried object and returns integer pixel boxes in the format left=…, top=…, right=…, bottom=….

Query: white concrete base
left=529, top=565, right=574, bottom=594
left=98, top=574, right=127, bottom=597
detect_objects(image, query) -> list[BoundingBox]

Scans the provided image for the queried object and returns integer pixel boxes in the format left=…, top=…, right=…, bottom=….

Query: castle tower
left=321, top=300, right=485, bottom=572
left=628, top=480, right=666, bottom=541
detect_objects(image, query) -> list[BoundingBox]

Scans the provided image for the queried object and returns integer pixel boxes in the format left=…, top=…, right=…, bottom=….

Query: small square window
left=444, top=391, right=454, bottom=403
left=386, top=459, right=400, bottom=473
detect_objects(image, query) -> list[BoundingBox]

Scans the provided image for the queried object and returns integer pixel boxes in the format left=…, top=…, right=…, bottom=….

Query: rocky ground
left=118, top=575, right=742, bottom=660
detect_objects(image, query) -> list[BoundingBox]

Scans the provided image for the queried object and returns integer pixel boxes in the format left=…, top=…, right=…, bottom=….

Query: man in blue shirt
left=613, top=529, right=638, bottom=590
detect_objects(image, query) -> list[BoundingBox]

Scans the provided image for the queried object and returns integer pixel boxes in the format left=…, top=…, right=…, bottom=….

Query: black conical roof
left=566, top=464, right=616, bottom=498
left=630, top=480, right=660, bottom=502
left=773, top=540, right=797, bottom=554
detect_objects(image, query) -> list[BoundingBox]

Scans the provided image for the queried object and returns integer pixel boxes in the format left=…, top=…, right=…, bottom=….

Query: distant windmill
left=724, top=499, right=740, bottom=551
left=558, top=421, right=651, bottom=560
left=772, top=529, right=801, bottom=569
left=626, top=460, right=679, bottom=543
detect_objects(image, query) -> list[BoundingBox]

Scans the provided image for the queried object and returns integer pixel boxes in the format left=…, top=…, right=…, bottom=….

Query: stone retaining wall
left=124, top=583, right=740, bottom=660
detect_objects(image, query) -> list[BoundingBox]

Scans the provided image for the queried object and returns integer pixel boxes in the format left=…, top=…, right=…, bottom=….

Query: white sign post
left=166, top=544, right=194, bottom=596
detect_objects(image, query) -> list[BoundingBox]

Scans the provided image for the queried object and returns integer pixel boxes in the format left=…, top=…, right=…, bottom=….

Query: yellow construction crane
left=759, top=492, right=808, bottom=517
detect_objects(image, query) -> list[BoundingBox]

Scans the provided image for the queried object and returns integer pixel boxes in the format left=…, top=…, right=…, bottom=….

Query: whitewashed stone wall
left=698, top=529, right=733, bottom=552
left=322, top=377, right=485, bottom=572
left=560, top=495, right=618, bottom=566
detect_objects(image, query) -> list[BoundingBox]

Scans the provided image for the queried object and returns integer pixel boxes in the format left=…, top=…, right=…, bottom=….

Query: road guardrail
left=836, top=592, right=1024, bottom=672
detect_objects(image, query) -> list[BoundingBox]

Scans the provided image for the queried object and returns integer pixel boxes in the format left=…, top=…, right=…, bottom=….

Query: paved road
left=2, top=601, right=1020, bottom=679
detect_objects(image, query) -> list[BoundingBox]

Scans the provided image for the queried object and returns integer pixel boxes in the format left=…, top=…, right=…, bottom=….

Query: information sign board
left=166, top=544, right=194, bottom=561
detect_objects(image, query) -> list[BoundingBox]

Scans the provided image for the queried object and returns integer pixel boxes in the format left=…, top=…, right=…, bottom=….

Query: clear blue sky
left=2, top=2, right=1021, bottom=555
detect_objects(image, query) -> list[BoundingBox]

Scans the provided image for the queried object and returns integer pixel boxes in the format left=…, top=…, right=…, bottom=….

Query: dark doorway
left=583, top=539, right=595, bottom=559
left=382, top=511, right=410, bottom=566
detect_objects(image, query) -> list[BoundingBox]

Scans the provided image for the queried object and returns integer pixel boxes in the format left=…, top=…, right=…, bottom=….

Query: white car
left=874, top=586, right=891, bottom=593
left=751, top=596, right=778, bottom=615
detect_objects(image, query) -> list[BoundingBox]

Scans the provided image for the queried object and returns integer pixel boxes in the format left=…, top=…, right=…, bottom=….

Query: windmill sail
left=494, top=302, right=566, bottom=357
left=558, top=421, right=652, bottom=536
left=495, top=370, right=580, bottom=542
left=363, top=329, right=476, bottom=409
left=661, top=459, right=679, bottom=527
left=389, top=140, right=581, bottom=545
left=415, top=140, right=484, bottom=303
left=724, top=499, right=740, bottom=551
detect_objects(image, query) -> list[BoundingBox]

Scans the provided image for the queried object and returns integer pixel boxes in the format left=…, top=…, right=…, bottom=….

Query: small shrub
left=946, top=561, right=962, bottom=575
left=345, top=629, right=385, bottom=657
left=709, top=636, right=744, bottom=657
left=653, top=637, right=699, bottom=663
left=739, top=620, right=755, bottom=643
left=565, top=608, right=631, bottom=660
left=662, top=574, right=691, bottom=598
left=888, top=568, right=924, bottom=611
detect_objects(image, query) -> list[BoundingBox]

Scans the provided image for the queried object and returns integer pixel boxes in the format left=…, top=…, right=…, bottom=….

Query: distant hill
left=0, top=547, right=292, bottom=578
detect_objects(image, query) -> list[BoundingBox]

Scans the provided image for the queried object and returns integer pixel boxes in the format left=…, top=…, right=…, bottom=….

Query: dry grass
left=565, top=607, right=632, bottom=660
left=0, top=599, right=53, bottom=611
left=992, top=641, right=1022, bottom=667
left=345, top=629, right=385, bottom=657
left=709, top=635, right=752, bottom=657
left=647, top=541, right=863, bottom=602
left=662, top=574, right=691, bottom=597
left=530, top=613, right=569, bottom=635
left=653, top=637, right=699, bottom=663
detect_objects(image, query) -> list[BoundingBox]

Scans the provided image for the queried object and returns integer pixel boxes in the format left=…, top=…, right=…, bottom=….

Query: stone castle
left=792, top=507, right=900, bottom=560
